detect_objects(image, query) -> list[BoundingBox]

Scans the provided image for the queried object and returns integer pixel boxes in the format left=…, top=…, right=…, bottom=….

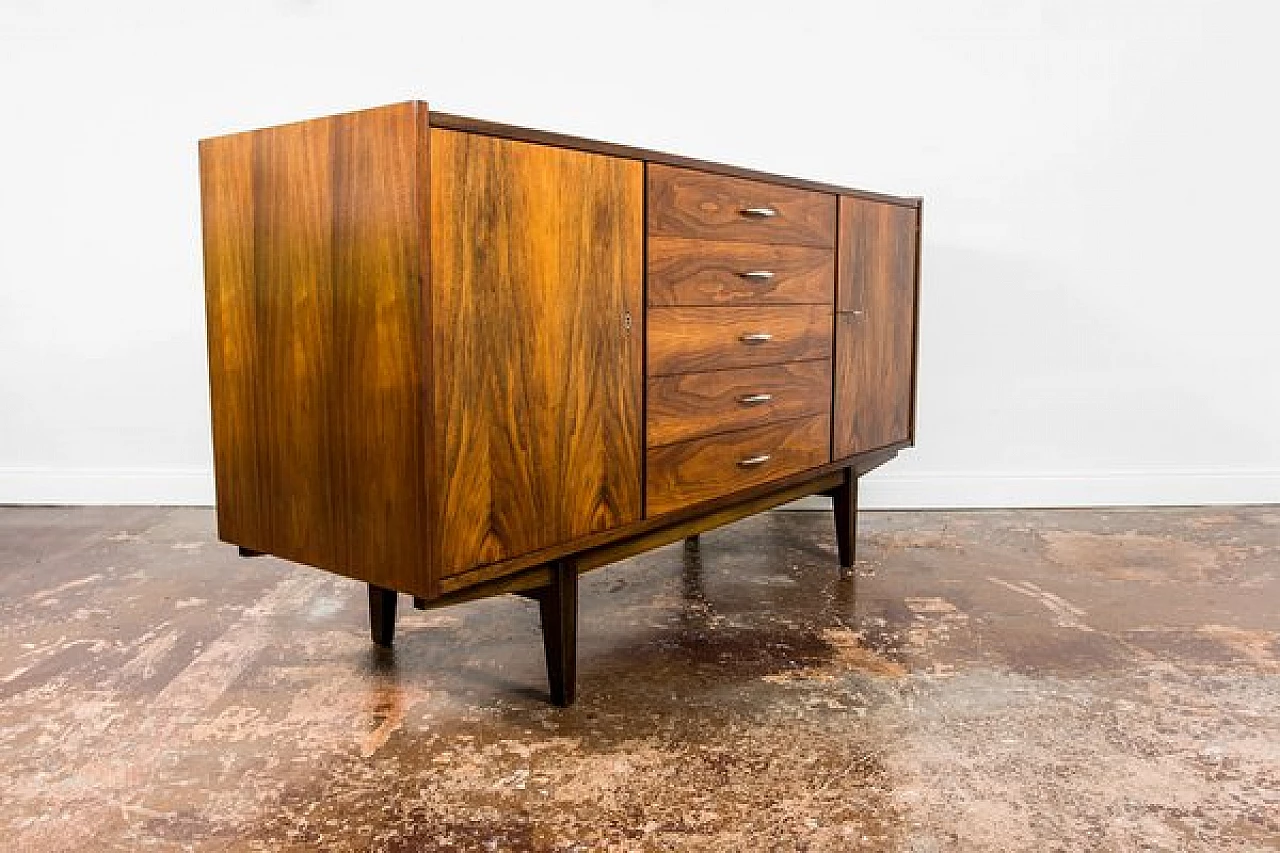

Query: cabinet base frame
left=341, top=454, right=892, bottom=705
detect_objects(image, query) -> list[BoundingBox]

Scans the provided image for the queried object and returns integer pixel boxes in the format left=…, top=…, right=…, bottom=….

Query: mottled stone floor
left=1, top=506, right=1278, bottom=851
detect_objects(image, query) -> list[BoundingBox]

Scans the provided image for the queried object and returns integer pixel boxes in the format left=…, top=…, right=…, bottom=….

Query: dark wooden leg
left=412, top=597, right=427, bottom=610
left=368, top=584, right=397, bottom=648
left=832, top=471, right=858, bottom=580
left=238, top=546, right=263, bottom=558
left=536, top=561, right=578, bottom=707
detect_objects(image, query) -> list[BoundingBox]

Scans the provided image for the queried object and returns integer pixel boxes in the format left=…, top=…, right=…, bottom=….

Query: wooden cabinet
left=199, top=101, right=921, bottom=705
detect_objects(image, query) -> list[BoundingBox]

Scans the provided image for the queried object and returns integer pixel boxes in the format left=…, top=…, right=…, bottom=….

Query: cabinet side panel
left=430, top=129, right=644, bottom=577
left=833, top=197, right=918, bottom=457
left=252, top=114, right=340, bottom=568
left=329, top=104, right=430, bottom=593
left=198, top=103, right=429, bottom=594
left=200, top=133, right=267, bottom=548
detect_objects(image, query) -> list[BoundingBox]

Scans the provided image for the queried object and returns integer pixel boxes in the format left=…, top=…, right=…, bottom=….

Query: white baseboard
left=1, top=467, right=1276, bottom=509
left=781, top=469, right=1280, bottom=510
left=0, top=467, right=216, bottom=506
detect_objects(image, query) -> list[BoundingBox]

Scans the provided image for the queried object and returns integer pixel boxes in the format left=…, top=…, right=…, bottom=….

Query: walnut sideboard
left=198, top=101, right=921, bottom=706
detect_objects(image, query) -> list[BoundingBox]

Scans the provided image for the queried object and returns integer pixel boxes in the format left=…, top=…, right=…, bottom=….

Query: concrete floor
left=0, top=506, right=1277, bottom=851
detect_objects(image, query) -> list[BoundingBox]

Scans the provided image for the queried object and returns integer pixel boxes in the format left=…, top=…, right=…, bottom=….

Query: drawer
left=647, top=305, right=832, bottom=376
left=646, top=415, right=831, bottom=517
left=648, top=164, right=837, bottom=248
left=648, top=236, right=835, bottom=307
left=648, top=361, right=831, bottom=448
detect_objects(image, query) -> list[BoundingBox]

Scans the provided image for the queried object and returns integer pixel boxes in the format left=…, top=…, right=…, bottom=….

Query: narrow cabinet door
left=430, top=130, right=644, bottom=576
left=833, top=197, right=920, bottom=457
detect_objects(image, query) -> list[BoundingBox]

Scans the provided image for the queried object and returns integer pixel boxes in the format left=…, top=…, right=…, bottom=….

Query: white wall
left=1, top=0, right=1277, bottom=508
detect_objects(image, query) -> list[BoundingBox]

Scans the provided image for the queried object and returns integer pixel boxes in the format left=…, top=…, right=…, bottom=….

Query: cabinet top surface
left=200, top=101, right=922, bottom=210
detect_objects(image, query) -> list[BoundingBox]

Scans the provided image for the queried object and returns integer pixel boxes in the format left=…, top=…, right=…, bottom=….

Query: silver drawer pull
left=740, top=206, right=779, bottom=218
left=737, top=454, right=772, bottom=468
left=739, top=270, right=775, bottom=281
left=739, top=332, right=773, bottom=344
left=738, top=393, right=773, bottom=406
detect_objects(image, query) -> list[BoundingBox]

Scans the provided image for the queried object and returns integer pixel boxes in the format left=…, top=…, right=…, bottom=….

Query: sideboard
left=199, top=101, right=921, bottom=705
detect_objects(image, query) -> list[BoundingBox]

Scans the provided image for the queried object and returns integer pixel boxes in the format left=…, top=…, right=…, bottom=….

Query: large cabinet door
left=430, top=129, right=644, bottom=576
left=833, top=197, right=920, bottom=457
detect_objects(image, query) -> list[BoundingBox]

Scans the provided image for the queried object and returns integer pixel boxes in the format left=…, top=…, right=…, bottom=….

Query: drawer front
left=648, top=164, right=837, bottom=248
left=648, top=236, right=835, bottom=307
left=647, top=305, right=833, bottom=376
left=647, top=415, right=831, bottom=517
left=648, top=361, right=832, bottom=448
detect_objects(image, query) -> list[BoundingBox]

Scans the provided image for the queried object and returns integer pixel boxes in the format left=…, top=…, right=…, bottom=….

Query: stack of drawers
left=644, top=164, right=839, bottom=517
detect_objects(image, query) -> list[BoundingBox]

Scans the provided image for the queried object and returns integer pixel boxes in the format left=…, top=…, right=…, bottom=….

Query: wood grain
left=646, top=415, right=831, bottom=517
left=439, top=442, right=904, bottom=594
left=199, top=102, right=429, bottom=595
left=648, top=164, right=837, bottom=248
left=200, top=130, right=265, bottom=551
left=431, top=110, right=921, bottom=209
left=647, top=305, right=832, bottom=376
left=836, top=195, right=918, bottom=314
left=648, top=236, right=835, bottom=306
left=833, top=197, right=919, bottom=457
left=429, top=129, right=644, bottom=577
left=647, top=361, right=831, bottom=448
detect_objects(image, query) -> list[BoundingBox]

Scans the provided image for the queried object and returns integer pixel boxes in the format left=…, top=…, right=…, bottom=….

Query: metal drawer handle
left=739, top=332, right=773, bottom=344
left=738, top=393, right=773, bottom=406
left=740, top=206, right=779, bottom=218
left=739, top=270, right=775, bottom=282
left=738, top=454, right=772, bottom=468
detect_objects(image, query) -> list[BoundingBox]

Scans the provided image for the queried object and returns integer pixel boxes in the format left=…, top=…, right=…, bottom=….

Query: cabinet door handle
left=737, top=454, right=772, bottom=468
left=740, top=206, right=779, bottom=218
left=738, top=393, right=773, bottom=406
left=739, top=270, right=775, bottom=282
left=739, top=332, right=773, bottom=344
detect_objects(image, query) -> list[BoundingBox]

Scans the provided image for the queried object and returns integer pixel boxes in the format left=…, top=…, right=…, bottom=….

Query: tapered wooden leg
left=368, top=584, right=397, bottom=648
left=832, top=472, right=858, bottom=580
left=536, top=562, right=578, bottom=707
left=238, top=546, right=263, bottom=558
